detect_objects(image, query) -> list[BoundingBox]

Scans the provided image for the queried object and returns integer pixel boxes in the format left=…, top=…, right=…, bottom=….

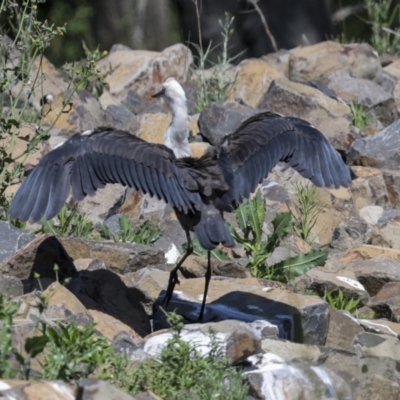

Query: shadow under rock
left=66, top=268, right=151, bottom=337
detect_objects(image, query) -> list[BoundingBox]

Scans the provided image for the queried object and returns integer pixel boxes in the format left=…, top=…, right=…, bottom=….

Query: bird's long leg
left=198, top=250, right=212, bottom=322
left=164, top=230, right=193, bottom=307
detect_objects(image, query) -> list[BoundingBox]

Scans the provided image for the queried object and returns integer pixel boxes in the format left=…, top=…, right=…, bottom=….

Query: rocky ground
left=1, top=40, right=400, bottom=399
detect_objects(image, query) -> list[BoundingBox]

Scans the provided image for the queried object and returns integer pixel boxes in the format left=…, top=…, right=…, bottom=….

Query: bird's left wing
left=215, top=112, right=352, bottom=211
left=9, top=128, right=202, bottom=223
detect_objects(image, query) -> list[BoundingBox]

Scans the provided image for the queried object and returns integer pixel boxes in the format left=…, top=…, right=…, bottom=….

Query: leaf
left=235, top=202, right=247, bottom=235
left=264, top=212, right=292, bottom=254
left=25, top=335, right=48, bottom=358
left=270, top=249, right=328, bottom=282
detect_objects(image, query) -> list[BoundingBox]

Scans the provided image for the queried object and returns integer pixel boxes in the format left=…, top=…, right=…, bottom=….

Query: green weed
left=365, top=0, right=400, bottom=54
left=288, top=182, right=323, bottom=245
left=130, top=312, right=248, bottom=399
left=0, top=294, right=24, bottom=379
left=324, top=289, right=361, bottom=314
left=0, top=0, right=106, bottom=220
left=99, top=215, right=161, bottom=245
left=36, top=204, right=94, bottom=238
left=230, top=190, right=327, bottom=281
left=191, top=8, right=242, bottom=112
left=350, top=102, right=370, bottom=132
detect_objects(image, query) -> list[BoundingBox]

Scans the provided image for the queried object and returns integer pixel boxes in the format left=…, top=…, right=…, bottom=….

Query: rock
left=227, top=59, right=284, bottom=107
left=354, top=374, right=400, bottom=400
left=349, top=119, right=400, bottom=170
left=293, top=266, right=369, bottom=303
left=88, top=309, right=142, bottom=341
left=77, top=379, right=137, bottom=400
left=367, top=98, right=399, bottom=129
left=42, top=90, right=106, bottom=133
left=0, top=221, right=35, bottom=263
left=11, top=56, right=69, bottom=111
left=340, top=244, right=400, bottom=263
left=358, top=318, right=400, bottom=338
left=137, top=320, right=260, bottom=364
left=289, top=41, right=382, bottom=83
left=260, top=336, right=399, bottom=391
left=359, top=205, right=384, bottom=225
left=198, top=101, right=256, bottom=145
left=44, top=281, right=90, bottom=319
left=244, top=352, right=352, bottom=400
left=258, top=78, right=354, bottom=151
left=382, top=170, right=400, bottom=209
left=0, top=380, right=76, bottom=399
left=368, top=281, right=400, bottom=322
left=0, top=274, right=23, bottom=297
left=384, top=59, right=400, bottom=112
left=97, top=44, right=192, bottom=101
left=0, top=235, right=77, bottom=281
left=325, top=310, right=364, bottom=352
left=180, top=255, right=248, bottom=279
left=326, top=71, right=393, bottom=107
left=1, top=124, right=50, bottom=177
left=321, top=351, right=399, bottom=391
left=75, top=184, right=127, bottom=225
left=103, top=103, right=140, bottom=132
left=66, top=269, right=151, bottom=337
left=345, top=257, right=400, bottom=296
left=119, top=190, right=174, bottom=223
left=352, top=331, right=400, bottom=362
left=260, top=338, right=321, bottom=363
left=262, top=50, right=291, bottom=77
left=350, top=167, right=391, bottom=211
left=378, top=214, right=400, bottom=249
left=58, top=236, right=163, bottom=274
left=330, top=217, right=391, bottom=252
left=137, top=270, right=330, bottom=344
left=73, top=258, right=107, bottom=271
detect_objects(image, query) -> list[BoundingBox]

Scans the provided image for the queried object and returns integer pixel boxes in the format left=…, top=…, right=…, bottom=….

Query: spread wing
left=215, top=112, right=352, bottom=211
left=9, top=128, right=203, bottom=223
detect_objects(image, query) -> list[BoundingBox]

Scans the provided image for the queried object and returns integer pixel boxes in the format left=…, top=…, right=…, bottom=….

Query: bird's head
left=152, top=77, right=186, bottom=104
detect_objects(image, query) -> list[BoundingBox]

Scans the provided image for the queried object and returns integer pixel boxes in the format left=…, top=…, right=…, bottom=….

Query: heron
left=9, top=77, right=352, bottom=321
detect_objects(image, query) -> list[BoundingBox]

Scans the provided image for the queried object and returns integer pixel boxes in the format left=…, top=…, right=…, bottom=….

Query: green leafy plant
left=36, top=204, right=94, bottom=238
left=230, top=191, right=291, bottom=277
left=0, top=294, right=24, bottom=379
left=62, top=42, right=107, bottom=98
left=130, top=312, right=248, bottom=399
left=230, top=190, right=327, bottom=282
left=287, top=182, right=323, bottom=245
left=39, top=321, right=111, bottom=382
left=99, top=215, right=161, bottom=245
left=0, top=0, right=64, bottom=207
left=365, top=0, right=400, bottom=55
left=191, top=7, right=242, bottom=112
left=350, top=102, right=370, bottom=132
left=324, top=289, right=361, bottom=314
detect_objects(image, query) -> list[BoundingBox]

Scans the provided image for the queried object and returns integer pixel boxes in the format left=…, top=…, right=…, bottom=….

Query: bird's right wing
left=9, top=128, right=202, bottom=223
left=215, top=112, right=352, bottom=211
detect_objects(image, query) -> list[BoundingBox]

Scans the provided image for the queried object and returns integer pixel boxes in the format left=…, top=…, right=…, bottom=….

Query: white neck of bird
left=164, top=96, right=192, bottom=158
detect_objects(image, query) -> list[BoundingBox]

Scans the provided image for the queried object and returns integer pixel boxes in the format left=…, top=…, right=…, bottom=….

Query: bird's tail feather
left=193, top=204, right=235, bottom=251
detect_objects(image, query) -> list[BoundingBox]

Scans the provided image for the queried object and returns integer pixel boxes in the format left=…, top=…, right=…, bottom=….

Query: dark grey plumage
left=9, top=111, right=352, bottom=320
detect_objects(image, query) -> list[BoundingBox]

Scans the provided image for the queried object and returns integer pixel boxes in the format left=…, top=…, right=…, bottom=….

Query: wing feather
left=216, top=112, right=351, bottom=211
left=9, top=128, right=202, bottom=223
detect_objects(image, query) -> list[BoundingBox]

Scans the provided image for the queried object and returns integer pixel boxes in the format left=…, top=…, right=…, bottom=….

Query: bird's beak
left=152, top=87, right=165, bottom=98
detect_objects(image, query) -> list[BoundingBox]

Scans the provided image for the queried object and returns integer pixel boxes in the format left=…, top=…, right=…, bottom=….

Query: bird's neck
left=164, top=97, right=192, bottom=158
